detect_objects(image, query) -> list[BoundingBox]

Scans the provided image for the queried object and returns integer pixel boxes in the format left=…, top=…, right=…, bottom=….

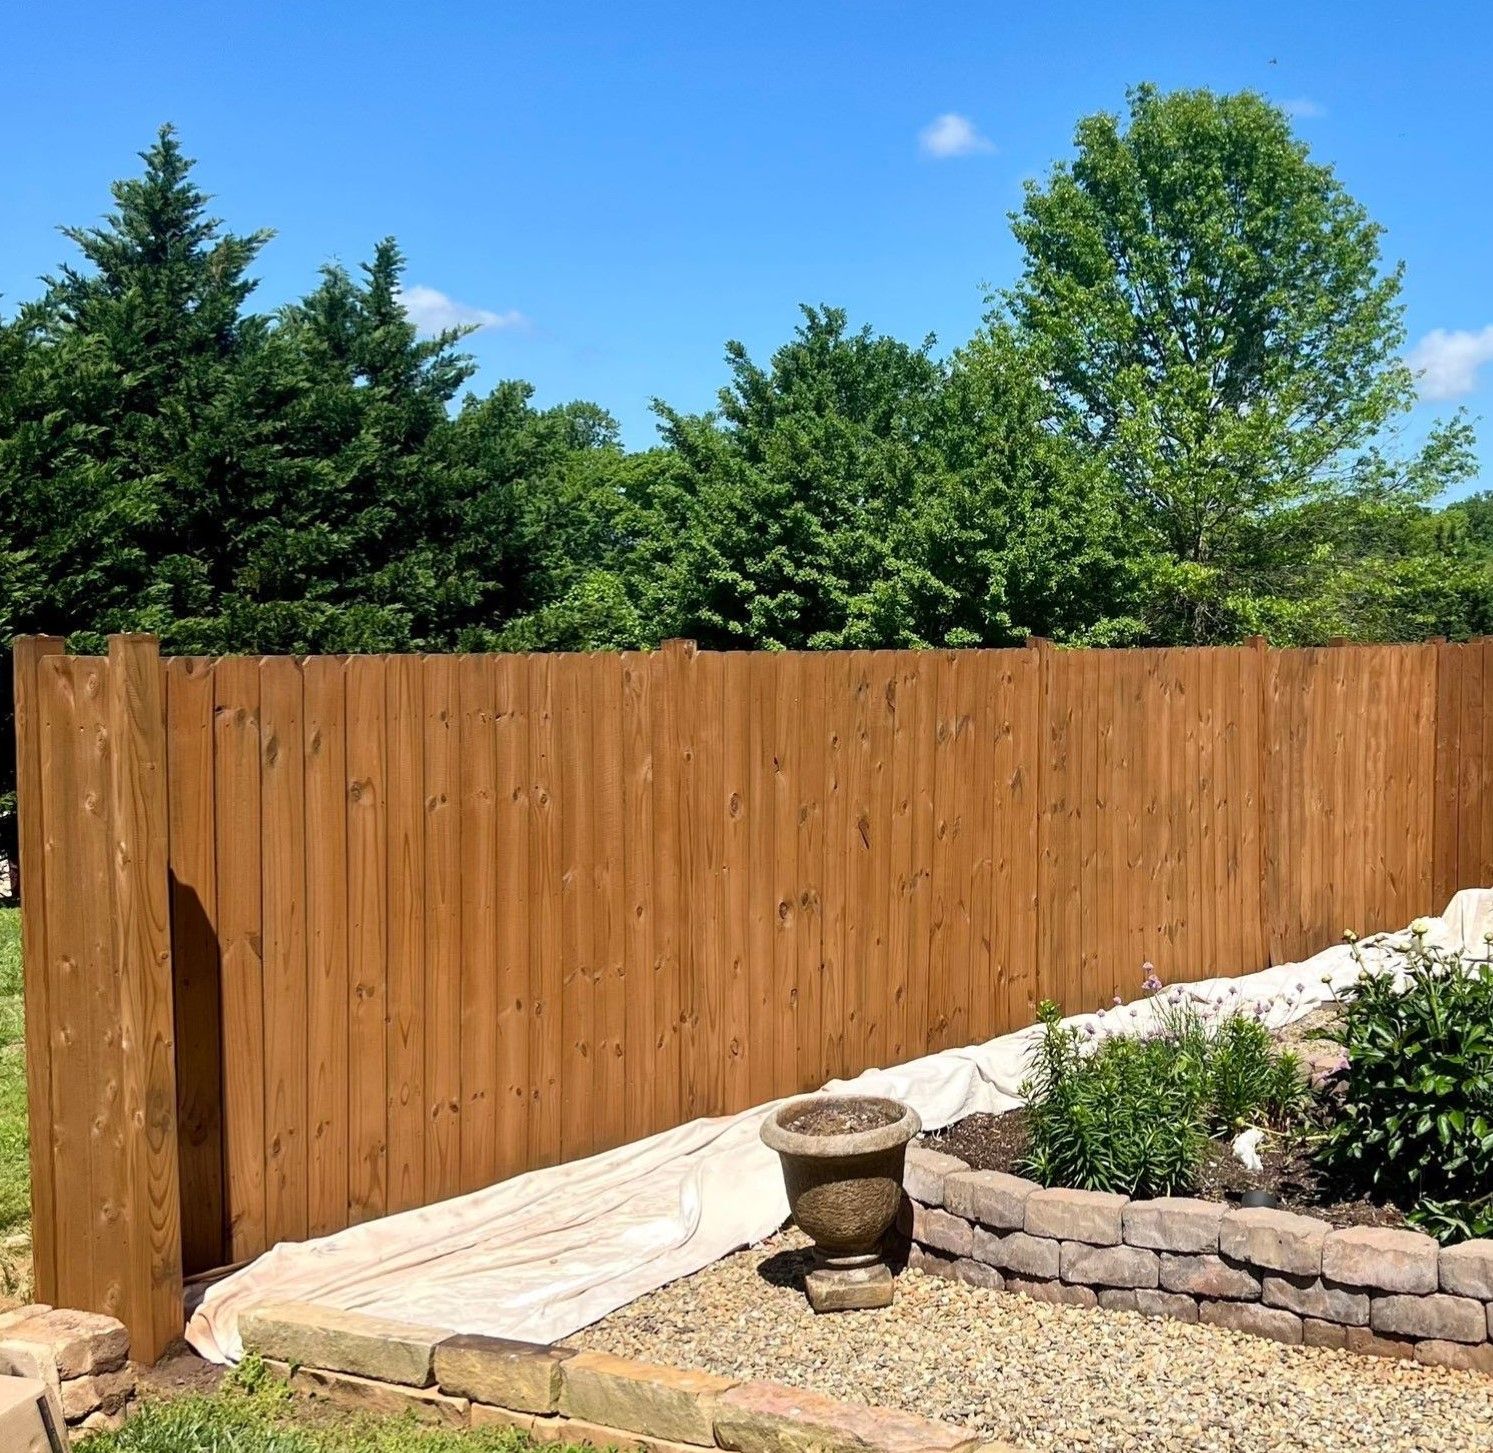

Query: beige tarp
left=186, top=889, right=1493, bottom=1363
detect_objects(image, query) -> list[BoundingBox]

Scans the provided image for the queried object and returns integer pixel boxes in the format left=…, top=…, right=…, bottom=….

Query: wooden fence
left=15, top=634, right=1493, bottom=1357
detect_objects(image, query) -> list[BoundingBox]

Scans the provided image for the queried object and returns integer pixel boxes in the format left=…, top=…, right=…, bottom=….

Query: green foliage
left=0, top=908, right=27, bottom=1240
left=1199, top=1011, right=1305, bottom=1134
left=1315, top=929, right=1493, bottom=1242
left=1022, top=988, right=1305, bottom=1196
left=79, top=1359, right=587, bottom=1451
left=1005, top=84, right=1478, bottom=644
left=2, top=96, right=1490, bottom=822
left=1022, top=1001, right=1208, bottom=1197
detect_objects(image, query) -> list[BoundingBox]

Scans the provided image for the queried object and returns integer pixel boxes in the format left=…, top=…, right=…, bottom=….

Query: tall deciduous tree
left=1006, top=84, right=1475, bottom=641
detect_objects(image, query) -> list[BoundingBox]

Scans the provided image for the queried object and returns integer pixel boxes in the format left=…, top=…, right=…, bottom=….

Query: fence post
left=107, top=634, right=183, bottom=1360
left=14, top=635, right=64, bottom=1303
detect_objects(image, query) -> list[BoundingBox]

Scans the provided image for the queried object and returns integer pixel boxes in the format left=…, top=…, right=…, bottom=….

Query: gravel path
left=576, top=1228, right=1493, bottom=1452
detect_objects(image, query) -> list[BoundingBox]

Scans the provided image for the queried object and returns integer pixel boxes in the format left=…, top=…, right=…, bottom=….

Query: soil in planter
left=923, top=1108, right=1408, bottom=1231
left=784, top=1099, right=902, bottom=1136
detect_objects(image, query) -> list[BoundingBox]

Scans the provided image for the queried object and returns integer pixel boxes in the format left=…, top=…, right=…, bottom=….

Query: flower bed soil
left=920, top=1109, right=1407, bottom=1230
left=782, top=1098, right=901, bottom=1136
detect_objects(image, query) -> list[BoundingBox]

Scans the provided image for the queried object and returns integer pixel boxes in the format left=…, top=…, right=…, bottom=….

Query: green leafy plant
left=1315, top=925, right=1493, bottom=1243
left=1022, top=1001, right=1209, bottom=1196
left=1022, top=973, right=1307, bottom=1197
left=1153, top=995, right=1305, bottom=1134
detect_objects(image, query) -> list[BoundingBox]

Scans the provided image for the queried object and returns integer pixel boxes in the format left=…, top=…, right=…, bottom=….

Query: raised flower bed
left=902, top=1146, right=1493, bottom=1371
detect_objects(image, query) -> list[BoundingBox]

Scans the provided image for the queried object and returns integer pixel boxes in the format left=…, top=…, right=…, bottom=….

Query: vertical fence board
left=794, top=656, right=826, bottom=1094
left=26, top=634, right=1493, bottom=1326
left=558, top=657, right=594, bottom=1160
left=421, top=656, right=462, bottom=1201
left=303, top=656, right=349, bottom=1237
left=650, top=645, right=687, bottom=1131
left=747, top=653, right=775, bottom=1108
left=213, top=656, right=265, bottom=1261
left=108, top=636, right=183, bottom=1358
left=527, top=656, right=563, bottom=1169
left=165, top=658, right=222, bottom=1274
left=886, top=656, right=916, bottom=1065
left=820, top=653, right=851, bottom=1082
left=592, top=653, right=627, bottom=1152
left=345, top=657, right=388, bottom=1223
left=621, top=654, right=655, bottom=1141
left=720, top=654, right=751, bottom=1108
left=260, top=656, right=308, bottom=1244
left=383, top=657, right=425, bottom=1215
left=493, top=654, right=531, bottom=1181
left=36, top=657, right=96, bottom=1311
left=456, top=656, right=498, bottom=1188
left=771, top=653, right=802, bottom=1097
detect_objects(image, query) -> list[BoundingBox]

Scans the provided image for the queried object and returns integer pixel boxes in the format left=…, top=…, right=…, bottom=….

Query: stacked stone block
left=902, top=1144, right=1493, bottom=1371
left=242, top=1301, right=1013, bottom=1452
left=0, top=1305, right=135, bottom=1440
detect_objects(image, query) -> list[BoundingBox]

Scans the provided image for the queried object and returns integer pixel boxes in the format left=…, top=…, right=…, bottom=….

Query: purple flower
left=1112, top=993, right=1124, bottom=1007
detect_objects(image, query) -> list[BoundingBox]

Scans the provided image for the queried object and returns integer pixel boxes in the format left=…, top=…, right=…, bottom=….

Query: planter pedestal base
left=804, top=1262, right=894, bottom=1312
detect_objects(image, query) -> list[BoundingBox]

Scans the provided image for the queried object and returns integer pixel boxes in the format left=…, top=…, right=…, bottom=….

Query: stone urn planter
left=760, top=1093, right=921, bottom=1312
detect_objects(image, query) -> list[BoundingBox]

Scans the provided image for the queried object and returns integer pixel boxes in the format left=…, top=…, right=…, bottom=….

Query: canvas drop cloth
left=186, top=889, right=1493, bottom=1363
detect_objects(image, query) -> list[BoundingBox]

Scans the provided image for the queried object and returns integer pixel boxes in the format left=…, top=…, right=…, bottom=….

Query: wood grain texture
left=421, top=655, right=462, bottom=1202
left=383, top=656, right=425, bottom=1214
left=107, top=635, right=183, bottom=1359
left=492, top=654, right=530, bottom=1183
left=344, top=656, right=388, bottom=1224
left=213, top=655, right=265, bottom=1261
left=27, top=634, right=1493, bottom=1325
left=260, top=655, right=308, bottom=1244
left=457, top=655, right=498, bottom=1187
left=165, top=657, right=222, bottom=1274
left=302, top=656, right=349, bottom=1236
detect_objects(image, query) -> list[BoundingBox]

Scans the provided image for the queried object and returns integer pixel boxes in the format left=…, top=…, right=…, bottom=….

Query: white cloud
left=1280, top=98, right=1326, bottom=119
left=919, top=113, right=995, bottom=159
left=396, top=284, right=528, bottom=336
left=1407, top=326, right=1493, bottom=401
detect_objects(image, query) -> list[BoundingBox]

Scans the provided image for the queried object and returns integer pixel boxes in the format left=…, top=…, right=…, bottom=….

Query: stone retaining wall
left=0, top=1305, right=136, bottom=1441
left=241, top=1302, right=1012, bottom=1453
left=903, top=1146, right=1493, bottom=1372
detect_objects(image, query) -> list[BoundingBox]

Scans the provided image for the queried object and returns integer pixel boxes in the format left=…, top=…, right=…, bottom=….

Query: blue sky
left=3, top=2, right=1490, bottom=491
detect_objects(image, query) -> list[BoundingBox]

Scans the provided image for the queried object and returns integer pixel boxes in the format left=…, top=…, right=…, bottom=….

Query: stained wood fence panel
left=17, top=634, right=1491, bottom=1361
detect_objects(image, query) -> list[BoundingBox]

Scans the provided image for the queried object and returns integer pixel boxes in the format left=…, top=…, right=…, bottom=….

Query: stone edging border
left=902, top=1145, right=1493, bottom=1372
left=241, top=1301, right=1015, bottom=1453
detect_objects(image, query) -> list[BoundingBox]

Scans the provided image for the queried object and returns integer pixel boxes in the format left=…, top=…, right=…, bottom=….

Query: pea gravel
left=574, top=1228, right=1493, bottom=1452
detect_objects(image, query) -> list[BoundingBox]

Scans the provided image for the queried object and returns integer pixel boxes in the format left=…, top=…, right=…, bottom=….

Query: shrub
left=1022, top=1001, right=1209, bottom=1197
left=1176, top=1001, right=1305, bottom=1134
left=1022, top=979, right=1306, bottom=1197
left=1315, top=925, right=1493, bottom=1242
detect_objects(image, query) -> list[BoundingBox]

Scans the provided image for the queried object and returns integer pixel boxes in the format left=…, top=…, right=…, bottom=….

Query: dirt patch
left=921, top=1007, right=1406, bottom=1229
left=782, top=1098, right=900, bottom=1136
left=922, top=1108, right=1404, bottom=1228
left=134, top=1340, right=226, bottom=1399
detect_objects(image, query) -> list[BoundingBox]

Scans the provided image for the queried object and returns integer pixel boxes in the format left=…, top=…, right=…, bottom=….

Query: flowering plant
left=1315, top=924, right=1493, bottom=1242
left=1021, top=966, right=1306, bottom=1197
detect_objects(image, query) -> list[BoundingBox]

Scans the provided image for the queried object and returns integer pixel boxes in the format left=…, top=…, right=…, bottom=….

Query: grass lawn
left=80, top=1360, right=591, bottom=1451
left=0, top=906, right=30, bottom=1296
left=0, top=919, right=590, bottom=1450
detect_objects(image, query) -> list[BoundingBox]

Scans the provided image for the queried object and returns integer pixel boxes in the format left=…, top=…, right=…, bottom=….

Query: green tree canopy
left=1006, top=83, right=1477, bottom=642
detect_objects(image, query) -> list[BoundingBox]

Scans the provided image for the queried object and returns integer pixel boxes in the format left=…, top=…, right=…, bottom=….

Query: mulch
left=922, top=1106, right=1407, bottom=1229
